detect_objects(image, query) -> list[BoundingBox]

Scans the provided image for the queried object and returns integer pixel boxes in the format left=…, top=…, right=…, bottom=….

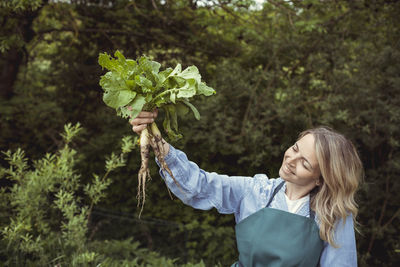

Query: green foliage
left=0, top=0, right=43, bottom=11
left=98, top=50, right=216, bottom=140
left=89, top=238, right=207, bottom=267
left=0, top=0, right=43, bottom=53
left=0, top=124, right=211, bottom=266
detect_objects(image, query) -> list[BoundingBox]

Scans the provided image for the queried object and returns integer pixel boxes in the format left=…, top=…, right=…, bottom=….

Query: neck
left=285, top=181, right=314, bottom=200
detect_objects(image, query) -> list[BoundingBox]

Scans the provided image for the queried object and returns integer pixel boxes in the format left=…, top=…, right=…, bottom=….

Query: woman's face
left=279, top=134, right=321, bottom=188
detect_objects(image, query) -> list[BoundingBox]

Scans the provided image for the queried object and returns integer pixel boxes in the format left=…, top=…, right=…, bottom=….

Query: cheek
left=308, top=170, right=320, bottom=182
left=297, top=167, right=317, bottom=181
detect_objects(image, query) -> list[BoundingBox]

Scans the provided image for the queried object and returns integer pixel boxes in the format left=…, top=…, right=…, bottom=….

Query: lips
left=283, top=163, right=294, bottom=175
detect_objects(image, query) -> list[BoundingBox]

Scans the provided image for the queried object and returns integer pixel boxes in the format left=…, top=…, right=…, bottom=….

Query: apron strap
left=309, top=209, right=316, bottom=220
left=266, top=181, right=285, bottom=207
left=267, top=180, right=317, bottom=220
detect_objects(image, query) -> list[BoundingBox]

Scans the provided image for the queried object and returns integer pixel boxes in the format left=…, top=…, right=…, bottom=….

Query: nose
left=286, top=152, right=299, bottom=167
left=287, top=157, right=296, bottom=167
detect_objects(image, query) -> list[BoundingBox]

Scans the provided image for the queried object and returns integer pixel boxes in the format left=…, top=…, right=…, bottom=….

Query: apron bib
left=232, top=182, right=324, bottom=267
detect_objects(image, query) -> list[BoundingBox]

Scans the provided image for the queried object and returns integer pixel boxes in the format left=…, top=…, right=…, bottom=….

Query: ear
left=315, top=174, right=323, bottom=186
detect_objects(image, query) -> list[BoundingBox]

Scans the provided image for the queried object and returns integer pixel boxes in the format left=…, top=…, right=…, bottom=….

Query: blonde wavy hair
left=299, top=127, right=363, bottom=247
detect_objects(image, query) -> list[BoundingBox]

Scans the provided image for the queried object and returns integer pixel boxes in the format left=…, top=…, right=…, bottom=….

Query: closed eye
left=302, top=160, right=310, bottom=170
left=292, top=143, right=298, bottom=152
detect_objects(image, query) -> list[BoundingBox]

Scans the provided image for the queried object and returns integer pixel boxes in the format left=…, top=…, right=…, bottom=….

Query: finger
left=136, top=111, right=155, bottom=118
left=153, top=109, right=158, bottom=118
left=130, top=117, right=154, bottom=126
left=132, top=125, right=147, bottom=134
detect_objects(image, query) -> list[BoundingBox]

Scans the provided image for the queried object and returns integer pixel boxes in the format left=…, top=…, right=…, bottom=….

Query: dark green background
left=1, top=0, right=399, bottom=266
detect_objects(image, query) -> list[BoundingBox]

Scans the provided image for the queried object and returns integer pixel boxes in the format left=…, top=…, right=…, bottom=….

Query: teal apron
left=232, top=182, right=324, bottom=267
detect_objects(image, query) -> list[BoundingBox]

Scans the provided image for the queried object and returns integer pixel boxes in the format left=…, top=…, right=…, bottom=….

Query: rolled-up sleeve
left=319, top=214, right=357, bottom=267
left=156, top=145, right=254, bottom=214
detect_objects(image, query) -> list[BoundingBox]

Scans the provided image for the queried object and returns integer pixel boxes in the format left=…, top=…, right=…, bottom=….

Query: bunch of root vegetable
left=98, top=51, right=215, bottom=217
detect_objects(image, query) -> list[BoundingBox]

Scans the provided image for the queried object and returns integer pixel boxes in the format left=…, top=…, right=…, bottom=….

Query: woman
left=130, top=110, right=363, bottom=267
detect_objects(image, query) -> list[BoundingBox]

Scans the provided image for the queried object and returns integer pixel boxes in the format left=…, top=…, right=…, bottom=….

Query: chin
left=279, top=168, right=293, bottom=183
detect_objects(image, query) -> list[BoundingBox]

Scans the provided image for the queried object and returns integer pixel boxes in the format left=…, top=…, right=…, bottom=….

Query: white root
left=137, top=127, right=151, bottom=218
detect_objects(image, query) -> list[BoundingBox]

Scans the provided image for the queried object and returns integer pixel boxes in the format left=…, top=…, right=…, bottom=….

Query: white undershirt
left=284, top=194, right=310, bottom=214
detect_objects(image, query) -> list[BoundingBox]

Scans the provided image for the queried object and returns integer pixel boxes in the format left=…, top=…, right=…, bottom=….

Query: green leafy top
left=98, top=50, right=215, bottom=140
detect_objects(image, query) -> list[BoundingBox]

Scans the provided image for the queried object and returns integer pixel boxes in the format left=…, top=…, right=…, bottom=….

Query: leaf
left=145, top=94, right=153, bottom=103
left=163, top=76, right=185, bottom=90
left=135, top=75, right=153, bottom=92
left=138, top=56, right=161, bottom=86
left=100, top=72, right=122, bottom=92
left=158, top=68, right=173, bottom=84
left=117, top=106, right=131, bottom=119
left=100, top=51, right=141, bottom=84
left=148, top=60, right=161, bottom=74
left=103, top=90, right=136, bottom=109
left=176, top=79, right=197, bottom=98
left=197, top=82, right=216, bottom=96
left=98, top=53, right=114, bottom=70
left=154, top=95, right=167, bottom=107
left=125, top=79, right=136, bottom=90
left=170, top=92, right=176, bottom=104
left=182, top=99, right=200, bottom=120
left=163, top=105, right=182, bottom=141
left=115, top=50, right=126, bottom=62
left=178, top=66, right=201, bottom=83
left=175, top=102, right=189, bottom=116
left=128, top=95, right=147, bottom=119
left=169, top=105, right=179, bottom=132
left=138, top=56, right=161, bottom=73
left=174, top=76, right=187, bottom=87
left=98, top=51, right=126, bottom=75
left=168, top=63, right=182, bottom=77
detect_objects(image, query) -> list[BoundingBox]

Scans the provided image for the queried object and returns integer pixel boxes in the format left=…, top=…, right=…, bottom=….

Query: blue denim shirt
left=158, top=145, right=358, bottom=267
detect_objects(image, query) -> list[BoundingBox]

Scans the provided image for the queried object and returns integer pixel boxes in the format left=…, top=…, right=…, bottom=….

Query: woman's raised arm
left=130, top=110, right=254, bottom=214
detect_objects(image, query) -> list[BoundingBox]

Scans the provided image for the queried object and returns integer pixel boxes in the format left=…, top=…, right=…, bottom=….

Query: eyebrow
left=295, top=143, right=314, bottom=170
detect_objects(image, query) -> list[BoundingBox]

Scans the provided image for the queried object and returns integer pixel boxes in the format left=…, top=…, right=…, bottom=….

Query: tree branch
left=36, top=27, right=146, bottom=37
left=367, top=173, right=390, bottom=253
left=382, top=208, right=400, bottom=230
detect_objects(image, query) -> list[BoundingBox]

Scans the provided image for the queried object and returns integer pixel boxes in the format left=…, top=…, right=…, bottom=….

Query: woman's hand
left=129, top=109, right=170, bottom=156
left=129, top=109, right=158, bottom=135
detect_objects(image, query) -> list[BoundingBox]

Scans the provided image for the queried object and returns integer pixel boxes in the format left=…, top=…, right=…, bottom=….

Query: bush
left=0, top=123, right=205, bottom=266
